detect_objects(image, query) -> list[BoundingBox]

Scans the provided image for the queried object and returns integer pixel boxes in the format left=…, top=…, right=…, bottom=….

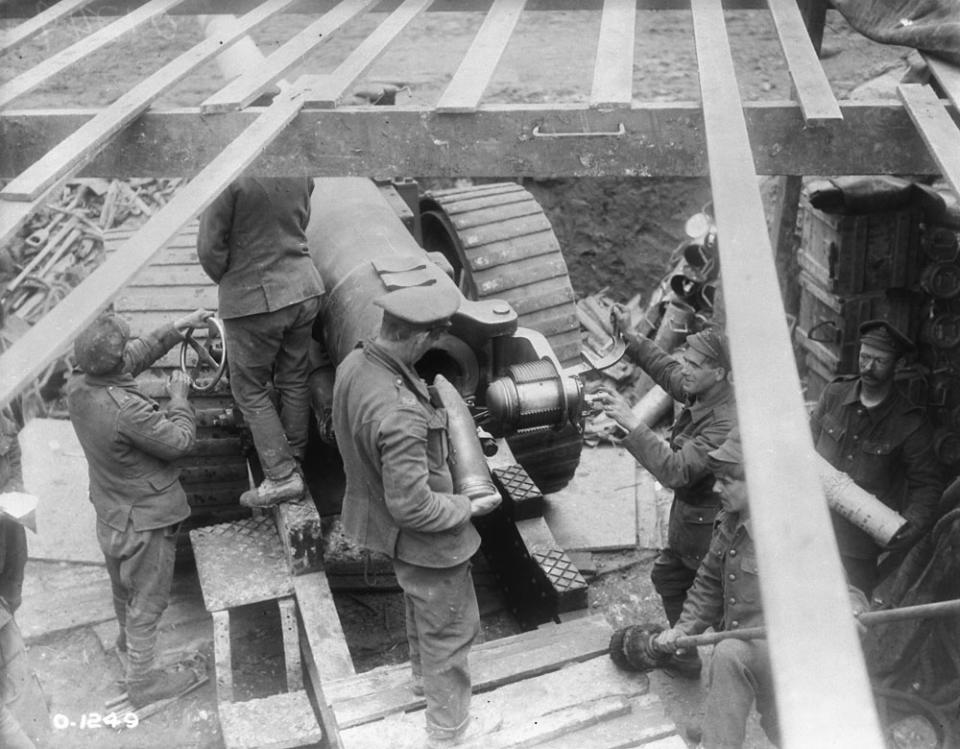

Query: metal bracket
left=531, top=123, right=626, bottom=139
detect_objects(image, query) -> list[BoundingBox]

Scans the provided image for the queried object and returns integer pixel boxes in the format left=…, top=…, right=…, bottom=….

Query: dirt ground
left=1, top=6, right=913, bottom=749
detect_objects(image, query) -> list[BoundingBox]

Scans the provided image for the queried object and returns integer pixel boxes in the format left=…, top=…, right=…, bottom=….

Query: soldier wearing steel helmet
left=332, top=284, right=502, bottom=748
left=65, top=308, right=211, bottom=708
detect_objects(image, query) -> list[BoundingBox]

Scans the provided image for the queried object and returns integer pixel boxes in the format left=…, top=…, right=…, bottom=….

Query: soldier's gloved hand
left=469, top=490, right=502, bottom=518
left=847, top=584, right=870, bottom=638
left=653, top=627, right=684, bottom=654
left=174, top=309, right=214, bottom=335
left=167, top=369, right=192, bottom=401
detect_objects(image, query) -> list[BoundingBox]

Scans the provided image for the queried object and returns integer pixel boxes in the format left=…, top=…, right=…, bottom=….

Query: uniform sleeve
left=0, top=518, right=27, bottom=613
left=621, top=409, right=733, bottom=488
left=117, top=397, right=196, bottom=462
left=378, top=404, right=473, bottom=533
left=675, top=531, right=726, bottom=635
left=197, top=183, right=236, bottom=283
left=624, top=335, right=686, bottom=401
left=122, top=323, right=183, bottom=378
left=899, top=419, right=945, bottom=533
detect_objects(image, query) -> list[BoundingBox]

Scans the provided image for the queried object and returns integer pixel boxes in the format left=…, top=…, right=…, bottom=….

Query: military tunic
left=811, top=375, right=943, bottom=591
left=66, top=322, right=196, bottom=680
left=621, top=335, right=737, bottom=621
left=197, top=176, right=325, bottom=478
left=332, top=339, right=480, bottom=740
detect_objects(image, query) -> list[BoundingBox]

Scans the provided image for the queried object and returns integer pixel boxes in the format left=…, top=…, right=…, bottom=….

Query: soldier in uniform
left=66, top=309, right=211, bottom=708
left=598, top=313, right=736, bottom=678
left=811, top=320, right=944, bottom=596
left=0, top=403, right=34, bottom=749
left=198, top=176, right=325, bottom=508
left=332, top=285, right=502, bottom=748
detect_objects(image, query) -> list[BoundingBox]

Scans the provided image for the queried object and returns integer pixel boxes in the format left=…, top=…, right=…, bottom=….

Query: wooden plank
left=219, top=691, right=323, bottom=749
left=114, top=285, right=218, bottom=312
left=529, top=693, right=679, bottom=749
left=766, top=0, right=840, bottom=124
left=435, top=0, right=528, bottom=113
left=212, top=610, right=234, bottom=703
left=0, top=88, right=304, bottom=411
left=590, top=0, right=636, bottom=109
left=924, top=54, right=960, bottom=113
left=898, top=83, right=960, bottom=197
left=293, top=573, right=356, bottom=681
left=0, top=0, right=298, bottom=202
left=278, top=597, right=304, bottom=692
left=0, top=0, right=188, bottom=109
left=0, top=0, right=99, bottom=53
left=201, top=0, right=378, bottom=113
left=0, top=102, right=942, bottom=179
left=327, top=614, right=611, bottom=728
left=689, top=1, right=885, bottom=747
left=338, top=655, right=656, bottom=747
left=301, top=0, right=433, bottom=108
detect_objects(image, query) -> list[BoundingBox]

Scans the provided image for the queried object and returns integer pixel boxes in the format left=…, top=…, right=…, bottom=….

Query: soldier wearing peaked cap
left=332, top=283, right=503, bottom=748
left=66, top=308, right=212, bottom=709
left=810, top=319, right=943, bottom=596
left=597, top=309, right=737, bottom=680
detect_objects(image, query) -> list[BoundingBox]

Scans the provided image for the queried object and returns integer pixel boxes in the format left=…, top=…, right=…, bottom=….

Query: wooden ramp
left=327, top=615, right=682, bottom=749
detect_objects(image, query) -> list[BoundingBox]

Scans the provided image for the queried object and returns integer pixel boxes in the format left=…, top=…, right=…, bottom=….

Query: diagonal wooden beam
left=301, top=0, right=434, bottom=108
left=766, top=0, right=840, bottom=124
left=898, top=83, right=960, bottom=196
left=0, top=88, right=305, bottom=411
left=923, top=54, right=960, bottom=113
left=200, top=0, right=379, bottom=113
left=435, top=0, right=528, bottom=113
left=0, top=0, right=100, bottom=53
left=590, top=0, right=637, bottom=109
left=0, top=0, right=298, bottom=203
left=0, top=0, right=188, bottom=109
left=689, top=1, right=884, bottom=746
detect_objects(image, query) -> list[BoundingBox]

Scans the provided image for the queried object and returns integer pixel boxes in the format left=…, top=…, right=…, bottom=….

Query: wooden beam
left=0, top=101, right=945, bottom=179
left=0, top=0, right=298, bottom=202
left=435, top=0, right=528, bottom=113
left=200, top=0, right=378, bottom=113
left=0, top=178, right=65, bottom=248
left=301, top=0, right=433, bottom=108
left=0, top=89, right=304, bottom=411
left=0, top=0, right=188, bottom=109
left=590, top=0, right=637, bottom=109
left=924, top=54, right=960, bottom=112
left=689, top=1, right=885, bottom=747
left=766, top=0, right=840, bottom=125
left=898, top=83, right=960, bottom=196
left=0, top=0, right=99, bottom=53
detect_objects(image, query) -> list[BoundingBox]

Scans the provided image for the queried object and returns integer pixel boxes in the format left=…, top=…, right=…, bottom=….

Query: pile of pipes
left=0, top=178, right=182, bottom=416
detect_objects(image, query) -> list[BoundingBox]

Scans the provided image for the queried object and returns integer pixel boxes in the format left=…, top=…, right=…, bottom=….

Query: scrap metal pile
left=0, top=178, right=181, bottom=416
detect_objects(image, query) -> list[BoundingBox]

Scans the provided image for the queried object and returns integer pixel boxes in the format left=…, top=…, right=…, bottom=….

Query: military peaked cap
left=686, top=326, right=731, bottom=371
left=858, top=319, right=915, bottom=356
left=375, top=283, right=460, bottom=327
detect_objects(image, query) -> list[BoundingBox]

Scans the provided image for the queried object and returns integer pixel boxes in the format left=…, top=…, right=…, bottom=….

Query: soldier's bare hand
left=596, top=387, right=640, bottom=433
left=469, top=490, right=502, bottom=517
left=167, top=369, right=192, bottom=400
left=610, top=304, right=633, bottom=336
left=654, top=627, right=683, bottom=653
left=174, top=309, right=214, bottom=334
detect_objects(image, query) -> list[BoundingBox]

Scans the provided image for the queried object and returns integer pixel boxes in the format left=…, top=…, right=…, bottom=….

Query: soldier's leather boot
left=426, top=712, right=504, bottom=748
left=127, top=663, right=203, bottom=708
left=239, top=471, right=304, bottom=508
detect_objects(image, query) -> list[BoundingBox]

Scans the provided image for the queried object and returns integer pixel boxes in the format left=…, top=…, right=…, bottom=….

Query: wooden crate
left=798, top=202, right=922, bottom=294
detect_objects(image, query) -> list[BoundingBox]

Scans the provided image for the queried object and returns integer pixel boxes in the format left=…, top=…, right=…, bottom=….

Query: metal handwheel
left=179, top=316, right=227, bottom=393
